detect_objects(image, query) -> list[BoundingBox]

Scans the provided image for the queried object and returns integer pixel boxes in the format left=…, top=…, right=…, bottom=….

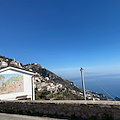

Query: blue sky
left=0, top=0, right=120, bottom=83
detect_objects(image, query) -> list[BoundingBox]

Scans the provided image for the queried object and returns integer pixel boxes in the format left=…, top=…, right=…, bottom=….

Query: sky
left=0, top=0, right=120, bottom=95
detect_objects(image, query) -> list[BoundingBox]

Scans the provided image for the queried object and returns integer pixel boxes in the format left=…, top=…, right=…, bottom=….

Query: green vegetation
left=88, top=116, right=96, bottom=120
left=88, top=114, right=114, bottom=120
left=35, top=90, right=83, bottom=100
left=101, top=114, right=113, bottom=120
left=35, top=90, right=51, bottom=100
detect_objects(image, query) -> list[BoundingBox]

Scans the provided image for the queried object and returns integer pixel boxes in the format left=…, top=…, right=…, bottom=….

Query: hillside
left=24, top=63, right=82, bottom=92
left=0, top=55, right=78, bottom=91
left=0, top=55, right=113, bottom=101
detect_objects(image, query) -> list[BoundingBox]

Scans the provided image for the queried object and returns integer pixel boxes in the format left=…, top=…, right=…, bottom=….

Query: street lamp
left=80, top=67, right=86, bottom=101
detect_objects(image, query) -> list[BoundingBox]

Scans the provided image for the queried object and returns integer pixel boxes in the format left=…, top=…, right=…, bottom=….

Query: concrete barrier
left=0, top=100, right=120, bottom=120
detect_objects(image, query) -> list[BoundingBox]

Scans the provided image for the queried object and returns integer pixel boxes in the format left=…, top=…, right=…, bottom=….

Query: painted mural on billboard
left=0, top=74, right=24, bottom=94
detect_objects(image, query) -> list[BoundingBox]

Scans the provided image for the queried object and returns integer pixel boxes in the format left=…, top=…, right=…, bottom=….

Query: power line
left=97, top=82, right=119, bottom=98
left=95, top=81, right=116, bottom=101
left=81, top=70, right=119, bottom=101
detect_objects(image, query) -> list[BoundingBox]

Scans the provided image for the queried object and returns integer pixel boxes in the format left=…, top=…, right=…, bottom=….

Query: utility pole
left=80, top=67, right=86, bottom=101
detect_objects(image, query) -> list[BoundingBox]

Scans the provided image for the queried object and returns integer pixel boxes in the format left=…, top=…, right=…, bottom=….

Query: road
left=0, top=113, right=67, bottom=120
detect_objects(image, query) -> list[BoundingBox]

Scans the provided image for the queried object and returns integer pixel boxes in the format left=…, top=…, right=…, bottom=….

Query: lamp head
left=80, top=67, right=84, bottom=71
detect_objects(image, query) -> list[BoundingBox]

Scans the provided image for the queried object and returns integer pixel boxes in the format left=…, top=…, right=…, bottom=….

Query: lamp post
left=80, top=67, right=86, bottom=101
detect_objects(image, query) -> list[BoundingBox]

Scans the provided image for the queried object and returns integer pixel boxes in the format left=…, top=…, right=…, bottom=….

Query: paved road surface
left=0, top=113, right=67, bottom=120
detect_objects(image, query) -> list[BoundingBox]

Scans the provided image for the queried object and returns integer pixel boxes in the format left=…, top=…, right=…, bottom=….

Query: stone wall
left=0, top=100, right=120, bottom=120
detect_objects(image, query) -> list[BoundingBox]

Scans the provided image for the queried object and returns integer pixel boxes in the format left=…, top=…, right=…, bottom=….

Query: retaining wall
left=0, top=100, right=120, bottom=120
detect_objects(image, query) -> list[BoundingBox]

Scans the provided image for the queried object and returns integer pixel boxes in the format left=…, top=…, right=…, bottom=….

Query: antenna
left=80, top=67, right=86, bottom=101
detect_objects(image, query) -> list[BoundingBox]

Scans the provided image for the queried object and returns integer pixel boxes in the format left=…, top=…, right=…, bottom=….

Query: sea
left=69, top=75, right=120, bottom=99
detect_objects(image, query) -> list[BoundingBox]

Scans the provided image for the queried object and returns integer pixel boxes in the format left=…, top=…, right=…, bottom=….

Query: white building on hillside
left=0, top=66, right=35, bottom=100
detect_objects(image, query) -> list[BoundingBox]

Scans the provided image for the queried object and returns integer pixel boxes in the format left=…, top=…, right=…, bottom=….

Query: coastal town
left=0, top=55, right=114, bottom=101
left=34, top=74, right=101, bottom=100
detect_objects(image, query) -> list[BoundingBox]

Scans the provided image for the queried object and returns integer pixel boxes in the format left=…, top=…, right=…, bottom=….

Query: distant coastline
left=69, top=76, right=120, bottom=99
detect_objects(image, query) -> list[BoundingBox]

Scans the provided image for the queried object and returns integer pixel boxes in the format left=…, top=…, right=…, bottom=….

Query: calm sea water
left=69, top=75, right=120, bottom=98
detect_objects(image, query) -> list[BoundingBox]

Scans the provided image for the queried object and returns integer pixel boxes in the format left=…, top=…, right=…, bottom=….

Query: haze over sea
left=52, top=67, right=120, bottom=99
left=70, top=76, right=120, bottom=99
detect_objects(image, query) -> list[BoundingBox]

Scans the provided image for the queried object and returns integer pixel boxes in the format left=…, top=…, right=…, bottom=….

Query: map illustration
left=0, top=74, right=24, bottom=94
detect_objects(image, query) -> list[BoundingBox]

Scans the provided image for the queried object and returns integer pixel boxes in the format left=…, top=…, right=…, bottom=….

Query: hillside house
left=0, top=66, right=35, bottom=100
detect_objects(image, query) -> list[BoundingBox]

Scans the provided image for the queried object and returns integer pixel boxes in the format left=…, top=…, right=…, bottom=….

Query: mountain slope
left=24, top=63, right=82, bottom=92
left=0, top=55, right=82, bottom=92
left=0, top=55, right=113, bottom=100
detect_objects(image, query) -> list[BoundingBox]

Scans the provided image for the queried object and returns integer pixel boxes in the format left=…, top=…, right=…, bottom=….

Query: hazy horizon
left=52, top=67, right=120, bottom=98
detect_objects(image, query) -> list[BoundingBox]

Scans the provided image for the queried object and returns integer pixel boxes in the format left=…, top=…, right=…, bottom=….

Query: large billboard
left=0, top=74, right=24, bottom=94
